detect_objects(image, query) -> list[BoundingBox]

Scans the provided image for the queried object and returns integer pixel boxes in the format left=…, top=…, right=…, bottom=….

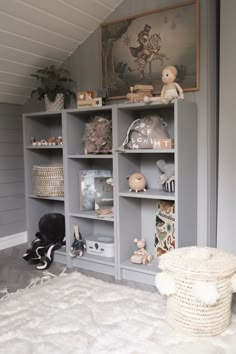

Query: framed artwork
left=100, top=0, right=199, bottom=99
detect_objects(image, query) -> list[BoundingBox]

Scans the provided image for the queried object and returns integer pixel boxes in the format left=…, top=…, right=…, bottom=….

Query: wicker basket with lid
left=32, top=164, right=64, bottom=197
left=155, top=247, right=236, bottom=336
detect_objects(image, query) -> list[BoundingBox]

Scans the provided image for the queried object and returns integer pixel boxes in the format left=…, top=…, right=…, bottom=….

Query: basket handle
left=155, top=272, right=175, bottom=296
left=192, top=281, right=220, bottom=305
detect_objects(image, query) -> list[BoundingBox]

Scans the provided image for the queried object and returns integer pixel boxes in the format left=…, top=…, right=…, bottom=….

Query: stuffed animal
left=156, top=160, right=175, bottom=184
left=128, top=172, right=147, bottom=192
left=144, top=65, right=184, bottom=104
left=69, top=224, right=86, bottom=258
left=130, top=238, right=153, bottom=264
left=23, top=213, right=66, bottom=270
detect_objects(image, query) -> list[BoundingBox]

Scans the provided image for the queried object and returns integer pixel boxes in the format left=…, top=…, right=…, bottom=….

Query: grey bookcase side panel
left=175, top=100, right=197, bottom=248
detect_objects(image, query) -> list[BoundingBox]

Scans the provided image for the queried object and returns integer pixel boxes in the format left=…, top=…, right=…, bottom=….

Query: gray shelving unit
left=23, top=100, right=197, bottom=285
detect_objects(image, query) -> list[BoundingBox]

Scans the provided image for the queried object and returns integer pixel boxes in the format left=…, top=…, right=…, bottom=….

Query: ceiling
left=0, top=0, right=124, bottom=105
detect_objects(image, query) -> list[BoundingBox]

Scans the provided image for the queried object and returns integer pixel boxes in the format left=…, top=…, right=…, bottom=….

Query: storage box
left=32, top=164, right=64, bottom=197
left=86, top=234, right=114, bottom=257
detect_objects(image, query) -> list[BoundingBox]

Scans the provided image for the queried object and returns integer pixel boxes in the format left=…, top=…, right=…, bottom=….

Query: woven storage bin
left=155, top=247, right=236, bottom=336
left=32, top=164, right=64, bottom=197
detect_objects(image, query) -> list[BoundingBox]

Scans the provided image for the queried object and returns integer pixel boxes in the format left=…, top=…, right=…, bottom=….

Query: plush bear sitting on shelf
left=130, top=238, right=153, bottom=265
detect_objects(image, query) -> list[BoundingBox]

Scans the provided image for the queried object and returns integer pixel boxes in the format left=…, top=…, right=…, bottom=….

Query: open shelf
left=69, top=211, right=114, bottom=222
left=28, top=195, right=64, bottom=201
left=119, top=189, right=175, bottom=200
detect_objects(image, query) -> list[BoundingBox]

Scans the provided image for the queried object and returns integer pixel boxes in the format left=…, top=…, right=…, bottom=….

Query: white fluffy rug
left=0, top=272, right=236, bottom=354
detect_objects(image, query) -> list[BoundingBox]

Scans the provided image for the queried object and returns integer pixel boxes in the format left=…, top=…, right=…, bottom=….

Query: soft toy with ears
left=130, top=238, right=153, bottom=264
left=156, top=159, right=175, bottom=184
left=144, top=65, right=184, bottom=104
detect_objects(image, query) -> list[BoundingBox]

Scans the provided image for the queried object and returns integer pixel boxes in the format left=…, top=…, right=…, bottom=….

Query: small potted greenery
left=30, top=65, right=76, bottom=112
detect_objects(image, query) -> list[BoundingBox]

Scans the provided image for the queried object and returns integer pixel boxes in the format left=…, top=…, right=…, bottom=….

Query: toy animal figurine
left=144, top=66, right=184, bottom=104
left=126, top=85, right=153, bottom=103
left=130, top=238, right=153, bottom=265
left=48, top=136, right=56, bottom=145
left=128, top=172, right=147, bottom=192
left=57, top=136, right=63, bottom=145
left=69, top=224, right=86, bottom=258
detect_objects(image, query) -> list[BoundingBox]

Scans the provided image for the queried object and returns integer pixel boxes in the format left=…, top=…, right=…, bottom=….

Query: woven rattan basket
left=155, top=247, right=236, bottom=336
left=32, top=164, right=64, bottom=197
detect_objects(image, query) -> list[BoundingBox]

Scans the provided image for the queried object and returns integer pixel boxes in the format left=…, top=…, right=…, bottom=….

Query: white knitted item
left=155, top=272, right=175, bottom=296
left=157, top=247, right=236, bottom=336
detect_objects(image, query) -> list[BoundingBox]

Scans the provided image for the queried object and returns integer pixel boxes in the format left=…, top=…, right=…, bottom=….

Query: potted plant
left=30, top=65, right=76, bottom=112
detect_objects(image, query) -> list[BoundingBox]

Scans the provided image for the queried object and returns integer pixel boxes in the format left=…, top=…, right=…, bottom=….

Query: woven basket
left=44, top=94, right=64, bottom=112
left=155, top=247, right=236, bottom=336
left=32, top=164, right=64, bottom=197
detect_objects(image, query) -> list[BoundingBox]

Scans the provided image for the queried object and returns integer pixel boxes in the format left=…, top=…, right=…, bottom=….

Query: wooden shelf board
left=121, top=258, right=160, bottom=275
left=26, top=145, right=63, bottom=150
left=117, top=149, right=175, bottom=154
left=28, top=194, right=64, bottom=202
left=119, top=189, right=175, bottom=200
left=69, top=211, right=114, bottom=222
left=67, top=154, right=113, bottom=159
left=74, top=252, right=115, bottom=266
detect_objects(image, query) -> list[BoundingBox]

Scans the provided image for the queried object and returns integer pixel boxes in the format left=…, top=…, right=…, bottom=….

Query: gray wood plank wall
left=0, top=104, right=25, bottom=238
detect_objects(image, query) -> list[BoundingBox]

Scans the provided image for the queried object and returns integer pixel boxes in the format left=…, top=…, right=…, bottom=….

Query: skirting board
left=0, top=231, right=27, bottom=250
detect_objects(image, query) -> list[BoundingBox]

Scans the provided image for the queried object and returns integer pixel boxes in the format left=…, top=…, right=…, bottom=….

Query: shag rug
left=0, top=272, right=236, bottom=354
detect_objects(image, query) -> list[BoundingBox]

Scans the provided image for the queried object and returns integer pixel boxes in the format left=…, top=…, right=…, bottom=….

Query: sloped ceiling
left=0, top=0, right=124, bottom=105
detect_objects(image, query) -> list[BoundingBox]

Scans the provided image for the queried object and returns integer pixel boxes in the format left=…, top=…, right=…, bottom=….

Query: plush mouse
left=130, top=238, right=153, bottom=265
left=144, top=65, right=184, bottom=104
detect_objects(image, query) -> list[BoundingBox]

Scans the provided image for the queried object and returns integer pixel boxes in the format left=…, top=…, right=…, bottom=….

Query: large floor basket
left=32, top=164, right=64, bottom=197
left=155, top=247, right=236, bottom=336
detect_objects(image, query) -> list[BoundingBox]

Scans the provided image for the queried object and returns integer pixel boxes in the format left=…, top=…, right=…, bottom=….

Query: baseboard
left=0, top=231, right=27, bottom=250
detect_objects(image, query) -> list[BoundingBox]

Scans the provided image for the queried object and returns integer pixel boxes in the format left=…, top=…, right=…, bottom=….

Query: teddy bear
left=144, top=65, right=184, bottom=104
left=130, top=238, right=153, bottom=264
left=156, top=160, right=175, bottom=184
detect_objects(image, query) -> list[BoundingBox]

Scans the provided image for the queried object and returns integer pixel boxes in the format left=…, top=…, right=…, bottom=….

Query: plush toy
left=69, top=224, right=86, bottom=258
left=48, top=136, right=56, bottom=145
left=144, top=65, right=184, bottom=104
left=128, top=172, right=147, bottom=192
left=23, top=213, right=66, bottom=270
left=130, top=238, right=153, bottom=264
left=156, top=159, right=175, bottom=184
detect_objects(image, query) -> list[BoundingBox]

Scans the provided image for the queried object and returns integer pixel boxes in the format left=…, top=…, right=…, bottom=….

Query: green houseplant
left=30, top=65, right=76, bottom=112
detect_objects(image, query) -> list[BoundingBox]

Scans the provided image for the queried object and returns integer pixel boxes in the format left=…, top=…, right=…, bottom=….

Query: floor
left=0, top=243, right=156, bottom=297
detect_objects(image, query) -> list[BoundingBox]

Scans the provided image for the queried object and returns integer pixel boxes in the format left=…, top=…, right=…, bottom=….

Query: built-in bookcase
left=23, top=100, right=197, bottom=285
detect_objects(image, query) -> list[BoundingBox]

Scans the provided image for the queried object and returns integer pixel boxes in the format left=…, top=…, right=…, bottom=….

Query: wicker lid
left=32, top=164, right=63, bottom=170
left=159, top=247, right=236, bottom=278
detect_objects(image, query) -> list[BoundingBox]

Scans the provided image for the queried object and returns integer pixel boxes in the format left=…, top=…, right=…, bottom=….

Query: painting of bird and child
left=100, top=0, right=199, bottom=99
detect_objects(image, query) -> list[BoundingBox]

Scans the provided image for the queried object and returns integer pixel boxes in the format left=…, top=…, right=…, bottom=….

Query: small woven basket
left=155, top=247, right=236, bottom=336
left=32, top=164, right=64, bottom=197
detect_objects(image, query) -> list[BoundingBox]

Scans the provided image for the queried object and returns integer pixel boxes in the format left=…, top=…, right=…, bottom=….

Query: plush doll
left=69, top=224, right=86, bottom=258
left=130, top=238, right=153, bottom=264
left=144, top=65, right=184, bottom=104
left=23, top=213, right=66, bottom=270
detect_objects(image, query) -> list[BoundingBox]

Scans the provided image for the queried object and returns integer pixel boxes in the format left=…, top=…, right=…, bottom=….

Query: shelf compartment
left=23, top=113, right=62, bottom=147
left=65, top=108, right=113, bottom=155
left=67, top=154, right=113, bottom=159
left=117, top=152, right=174, bottom=192
left=119, top=189, right=175, bottom=200
left=67, top=157, right=113, bottom=212
left=70, top=211, right=114, bottom=222
left=28, top=195, right=64, bottom=202
left=26, top=198, right=65, bottom=243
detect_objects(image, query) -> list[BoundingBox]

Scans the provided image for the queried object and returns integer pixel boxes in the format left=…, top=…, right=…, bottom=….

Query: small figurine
left=31, top=137, right=37, bottom=146
left=144, top=65, right=184, bottom=104
left=69, top=224, right=86, bottom=258
left=48, top=137, right=56, bottom=145
left=57, top=136, right=63, bottom=145
left=128, top=172, right=147, bottom=192
left=126, top=85, right=153, bottom=103
left=130, top=238, right=153, bottom=265
left=40, top=139, right=48, bottom=146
